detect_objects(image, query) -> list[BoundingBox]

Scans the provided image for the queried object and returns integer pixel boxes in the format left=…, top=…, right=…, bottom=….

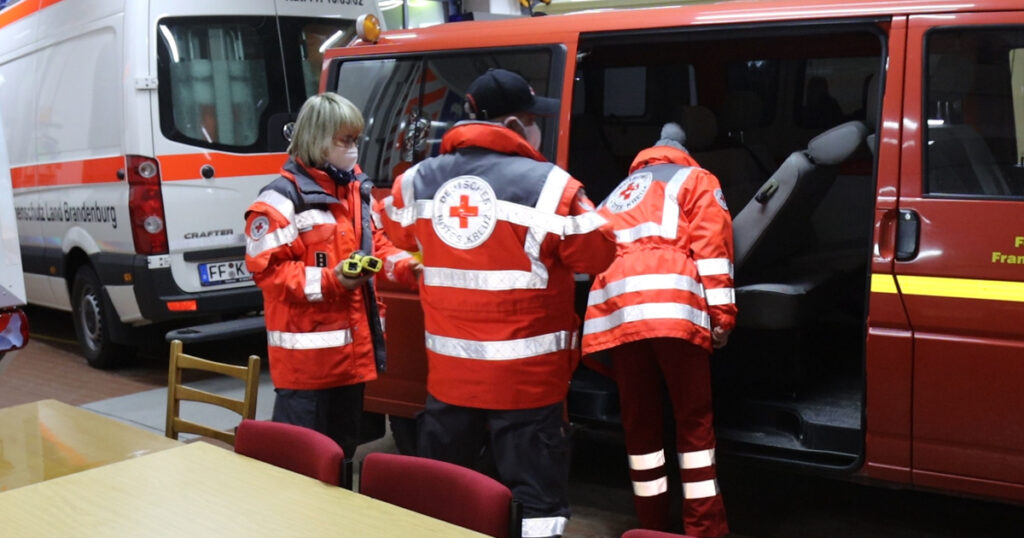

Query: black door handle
left=896, top=209, right=919, bottom=261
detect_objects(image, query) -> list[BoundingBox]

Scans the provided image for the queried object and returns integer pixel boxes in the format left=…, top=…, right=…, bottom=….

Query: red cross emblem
left=252, top=220, right=267, bottom=235
left=620, top=182, right=639, bottom=199
left=449, top=195, right=479, bottom=228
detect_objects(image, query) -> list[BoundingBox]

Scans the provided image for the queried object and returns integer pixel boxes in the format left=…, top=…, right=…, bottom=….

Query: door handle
left=895, top=209, right=919, bottom=261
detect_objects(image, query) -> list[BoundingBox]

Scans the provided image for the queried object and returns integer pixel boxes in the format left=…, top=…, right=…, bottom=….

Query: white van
left=1, top=104, right=29, bottom=367
left=0, top=0, right=383, bottom=367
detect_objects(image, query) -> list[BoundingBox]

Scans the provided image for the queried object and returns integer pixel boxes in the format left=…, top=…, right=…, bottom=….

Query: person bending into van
left=244, top=93, right=419, bottom=463
left=380, top=68, right=616, bottom=538
left=582, top=123, right=736, bottom=537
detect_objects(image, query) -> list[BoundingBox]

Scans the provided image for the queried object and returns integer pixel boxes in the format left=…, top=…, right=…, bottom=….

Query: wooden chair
left=360, top=452, right=522, bottom=538
left=235, top=419, right=348, bottom=488
left=165, top=339, right=260, bottom=446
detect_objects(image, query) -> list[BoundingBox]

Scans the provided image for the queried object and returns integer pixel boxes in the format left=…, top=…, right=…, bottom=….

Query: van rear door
left=897, top=12, right=1024, bottom=500
left=149, top=1, right=358, bottom=295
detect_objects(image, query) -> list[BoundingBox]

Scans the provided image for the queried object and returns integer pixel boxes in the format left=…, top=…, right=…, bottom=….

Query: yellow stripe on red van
left=871, top=273, right=1024, bottom=303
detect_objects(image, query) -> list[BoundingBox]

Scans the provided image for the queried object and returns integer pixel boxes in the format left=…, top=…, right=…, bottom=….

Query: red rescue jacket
left=245, top=160, right=417, bottom=390
left=381, top=122, right=616, bottom=409
left=583, top=146, right=736, bottom=355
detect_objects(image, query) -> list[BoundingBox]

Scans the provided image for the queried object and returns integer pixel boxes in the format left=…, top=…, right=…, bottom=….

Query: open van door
left=897, top=13, right=1024, bottom=501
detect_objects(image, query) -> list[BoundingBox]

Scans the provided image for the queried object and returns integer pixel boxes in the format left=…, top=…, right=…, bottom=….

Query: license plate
left=198, top=260, right=252, bottom=286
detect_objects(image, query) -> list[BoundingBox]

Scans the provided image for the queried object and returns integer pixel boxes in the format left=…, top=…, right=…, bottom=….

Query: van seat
left=729, top=120, right=868, bottom=392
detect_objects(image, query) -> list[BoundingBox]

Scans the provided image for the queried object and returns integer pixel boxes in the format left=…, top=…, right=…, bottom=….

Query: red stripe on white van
left=0, top=0, right=63, bottom=31
left=158, top=152, right=286, bottom=181
left=11, top=156, right=124, bottom=189
left=0, top=0, right=39, bottom=30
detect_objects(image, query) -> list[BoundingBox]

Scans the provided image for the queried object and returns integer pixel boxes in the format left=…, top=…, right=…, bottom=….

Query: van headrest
left=719, top=91, right=762, bottom=134
left=677, top=105, right=716, bottom=151
left=865, top=74, right=881, bottom=127
left=806, top=121, right=868, bottom=165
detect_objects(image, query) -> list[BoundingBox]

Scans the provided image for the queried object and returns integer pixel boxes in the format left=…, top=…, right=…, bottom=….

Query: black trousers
left=271, top=383, right=364, bottom=461
left=417, top=394, right=571, bottom=537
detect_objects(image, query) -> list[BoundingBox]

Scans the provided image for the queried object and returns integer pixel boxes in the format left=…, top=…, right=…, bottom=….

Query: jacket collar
left=440, top=121, right=548, bottom=162
left=282, top=158, right=342, bottom=205
left=629, top=146, right=699, bottom=174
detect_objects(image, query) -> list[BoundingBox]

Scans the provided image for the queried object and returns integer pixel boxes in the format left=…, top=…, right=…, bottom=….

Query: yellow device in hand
left=341, top=251, right=382, bottom=278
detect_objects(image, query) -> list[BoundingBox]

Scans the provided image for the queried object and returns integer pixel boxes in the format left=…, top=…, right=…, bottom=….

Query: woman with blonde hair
left=244, top=93, right=419, bottom=464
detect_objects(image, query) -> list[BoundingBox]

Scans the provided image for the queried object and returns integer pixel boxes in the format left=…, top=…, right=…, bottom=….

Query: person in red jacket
left=244, top=93, right=419, bottom=462
left=380, top=69, right=616, bottom=538
left=582, top=123, right=736, bottom=537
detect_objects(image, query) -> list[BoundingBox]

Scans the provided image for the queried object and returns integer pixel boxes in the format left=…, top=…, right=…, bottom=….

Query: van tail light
left=0, top=307, right=30, bottom=354
left=126, top=155, right=169, bottom=255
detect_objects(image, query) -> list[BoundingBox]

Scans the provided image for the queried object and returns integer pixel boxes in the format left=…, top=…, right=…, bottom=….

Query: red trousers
left=611, top=338, right=728, bottom=538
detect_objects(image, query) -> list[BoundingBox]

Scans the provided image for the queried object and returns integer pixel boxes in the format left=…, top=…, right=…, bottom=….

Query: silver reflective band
left=246, top=224, right=298, bottom=258
left=629, top=449, right=665, bottom=471
left=583, top=303, right=710, bottom=335
left=522, top=516, right=568, bottom=538
left=256, top=189, right=296, bottom=221
left=425, top=330, right=574, bottom=360
left=615, top=221, right=664, bottom=243
left=683, top=479, right=720, bottom=499
left=658, top=168, right=691, bottom=240
left=588, top=274, right=704, bottom=307
left=696, top=257, right=733, bottom=277
left=294, top=208, right=336, bottom=230
left=304, top=267, right=323, bottom=302
left=632, top=476, right=669, bottom=497
left=267, top=329, right=353, bottom=350
left=423, top=267, right=545, bottom=290
left=383, top=195, right=418, bottom=227
left=704, top=287, right=735, bottom=306
left=536, top=166, right=570, bottom=213
left=679, top=448, right=715, bottom=469
left=565, top=210, right=607, bottom=235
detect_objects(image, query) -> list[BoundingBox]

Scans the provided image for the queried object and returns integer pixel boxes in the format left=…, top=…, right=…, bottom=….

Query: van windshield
left=157, top=16, right=353, bottom=153
left=333, top=49, right=559, bottom=186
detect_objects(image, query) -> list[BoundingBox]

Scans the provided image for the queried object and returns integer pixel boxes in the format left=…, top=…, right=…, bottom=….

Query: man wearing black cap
left=381, top=68, right=616, bottom=537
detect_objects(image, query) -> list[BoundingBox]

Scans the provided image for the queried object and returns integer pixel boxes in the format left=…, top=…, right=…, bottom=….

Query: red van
left=325, top=0, right=1024, bottom=504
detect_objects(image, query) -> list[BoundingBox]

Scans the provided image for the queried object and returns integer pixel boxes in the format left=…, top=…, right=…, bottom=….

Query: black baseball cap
left=464, top=69, right=560, bottom=120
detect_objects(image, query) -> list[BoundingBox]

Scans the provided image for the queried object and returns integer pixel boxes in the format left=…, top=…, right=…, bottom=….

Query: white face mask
left=328, top=145, right=358, bottom=171
left=504, top=116, right=542, bottom=150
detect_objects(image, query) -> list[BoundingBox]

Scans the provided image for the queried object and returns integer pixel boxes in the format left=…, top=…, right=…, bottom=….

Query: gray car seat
left=727, top=120, right=868, bottom=391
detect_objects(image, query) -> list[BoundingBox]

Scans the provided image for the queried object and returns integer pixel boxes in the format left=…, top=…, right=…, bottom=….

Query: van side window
left=925, top=28, right=1024, bottom=197
left=334, top=49, right=558, bottom=187
left=797, top=57, right=878, bottom=129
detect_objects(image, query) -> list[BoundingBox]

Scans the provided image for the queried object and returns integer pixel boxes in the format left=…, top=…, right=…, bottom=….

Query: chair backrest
left=360, top=452, right=521, bottom=538
left=680, top=104, right=766, bottom=213
left=235, top=419, right=346, bottom=486
left=732, top=120, right=868, bottom=276
left=165, top=339, right=261, bottom=446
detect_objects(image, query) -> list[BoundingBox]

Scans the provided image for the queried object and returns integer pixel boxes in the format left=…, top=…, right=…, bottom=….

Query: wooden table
left=0, top=441, right=486, bottom=537
left=0, top=399, right=181, bottom=491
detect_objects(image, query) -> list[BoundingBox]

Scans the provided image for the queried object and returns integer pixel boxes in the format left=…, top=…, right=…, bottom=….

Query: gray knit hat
left=654, top=122, right=687, bottom=151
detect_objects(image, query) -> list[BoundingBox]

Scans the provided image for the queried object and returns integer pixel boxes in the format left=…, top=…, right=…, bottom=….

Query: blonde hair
left=288, top=93, right=365, bottom=167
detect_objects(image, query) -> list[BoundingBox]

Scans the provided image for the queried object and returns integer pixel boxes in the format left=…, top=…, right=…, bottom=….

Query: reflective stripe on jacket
left=583, top=146, right=736, bottom=354
left=381, top=121, right=616, bottom=409
left=245, top=159, right=417, bottom=390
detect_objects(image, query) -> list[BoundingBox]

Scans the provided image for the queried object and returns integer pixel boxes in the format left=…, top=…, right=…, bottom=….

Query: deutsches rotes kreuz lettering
left=604, top=171, right=653, bottom=213
left=432, top=176, right=497, bottom=249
